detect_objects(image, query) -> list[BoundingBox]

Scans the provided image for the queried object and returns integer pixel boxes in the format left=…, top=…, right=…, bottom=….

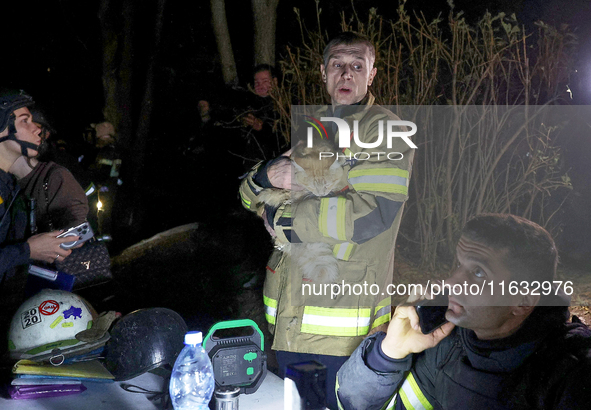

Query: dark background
left=6, top=0, right=591, bottom=140
left=3, top=0, right=591, bottom=259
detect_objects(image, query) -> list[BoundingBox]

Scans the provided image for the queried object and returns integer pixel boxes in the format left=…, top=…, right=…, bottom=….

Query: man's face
left=254, top=70, right=275, bottom=97
left=444, top=235, right=525, bottom=340
left=10, top=107, right=41, bottom=157
left=320, top=43, right=377, bottom=106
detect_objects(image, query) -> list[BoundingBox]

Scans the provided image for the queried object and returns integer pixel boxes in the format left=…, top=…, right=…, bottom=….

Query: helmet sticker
left=50, top=316, right=63, bottom=329
left=21, top=307, right=42, bottom=330
left=63, top=306, right=83, bottom=319
left=39, top=300, right=59, bottom=316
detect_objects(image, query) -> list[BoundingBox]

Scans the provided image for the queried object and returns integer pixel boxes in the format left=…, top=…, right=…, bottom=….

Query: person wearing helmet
left=0, top=90, right=79, bottom=317
left=9, top=108, right=89, bottom=233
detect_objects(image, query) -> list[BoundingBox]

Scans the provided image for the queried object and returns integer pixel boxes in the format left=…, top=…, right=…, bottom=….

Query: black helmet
left=0, top=89, right=39, bottom=156
left=103, top=308, right=188, bottom=381
left=0, top=89, right=34, bottom=132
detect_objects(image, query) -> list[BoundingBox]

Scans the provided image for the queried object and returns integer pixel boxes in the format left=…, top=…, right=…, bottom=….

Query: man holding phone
left=336, top=214, right=591, bottom=409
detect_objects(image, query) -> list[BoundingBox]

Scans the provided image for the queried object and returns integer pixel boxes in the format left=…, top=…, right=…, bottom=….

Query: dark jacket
left=0, top=169, right=31, bottom=324
left=241, top=96, right=284, bottom=163
left=337, top=300, right=591, bottom=409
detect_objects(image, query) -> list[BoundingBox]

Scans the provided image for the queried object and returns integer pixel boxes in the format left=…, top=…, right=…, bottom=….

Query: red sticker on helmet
left=39, top=300, right=59, bottom=316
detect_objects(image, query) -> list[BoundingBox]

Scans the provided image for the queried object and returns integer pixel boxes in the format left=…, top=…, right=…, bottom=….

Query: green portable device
left=203, top=319, right=267, bottom=394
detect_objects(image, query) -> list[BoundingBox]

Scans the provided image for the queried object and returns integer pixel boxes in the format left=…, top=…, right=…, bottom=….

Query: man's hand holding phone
left=381, top=292, right=455, bottom=360
left=416, top=294, right=450, bottom=334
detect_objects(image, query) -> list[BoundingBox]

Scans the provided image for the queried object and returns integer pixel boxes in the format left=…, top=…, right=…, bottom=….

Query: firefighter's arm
left=239, top=157, right=289, bottom=216
left=275, top=113, right=414, bottom=246
left=336, top=333, right=409, bottom=410
left=238, top=163, right=268, bottom=215
left=238, top=147, right=296, bottom=216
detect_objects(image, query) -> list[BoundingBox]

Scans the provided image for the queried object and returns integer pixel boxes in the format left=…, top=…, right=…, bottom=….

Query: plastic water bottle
left=170, top=331, right=215, bottom=410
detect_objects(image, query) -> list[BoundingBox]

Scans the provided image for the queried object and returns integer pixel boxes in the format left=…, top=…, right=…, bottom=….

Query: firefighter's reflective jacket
left=336, top=301, right=591, bottom=409
left=239, top=94, right=415, bottom=356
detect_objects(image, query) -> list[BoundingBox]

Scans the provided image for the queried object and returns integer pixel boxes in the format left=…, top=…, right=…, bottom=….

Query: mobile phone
left=415, top=294, right=449, bottom=334
left=57, top=222, right=94, bottom=249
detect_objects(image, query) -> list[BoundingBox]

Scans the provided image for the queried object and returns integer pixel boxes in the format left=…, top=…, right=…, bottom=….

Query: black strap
left=1, top=116, right=39, bottom=156
left=0, top=134, right=39, bottom=157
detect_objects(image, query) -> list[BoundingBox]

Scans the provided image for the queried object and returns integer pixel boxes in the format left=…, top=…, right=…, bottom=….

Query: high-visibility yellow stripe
left=319, top=197, right=347, bottom=240
left=304, top=306, right=370, bottom=318
left=336, top=197, right=347, bottom=240
left=301, top=323, right=370, bottom=336
left=301, top=306, right=371, bottom=336
left=349, top=168, right=409, bottom=194
left=349, top=168, right=410, bottom=179
left=408, top=372, right=433, bottom=410
left=384, top=395, right=397, bottom=410
left=375, top=297, right=392, bottom=312
left=110, top=159, right=122, bottom=177
left=85, top=183, right=96, bottom=196
left=372, top=308, right=391, bottom=328
left=326, top=198, right=339, bottom=239
left=333, top=242, right=355, bottom=260
left=372, top=296, right=392, bottom=328
left=265, top=313, right=276, bottom=325
left=351, top=183, right=408, bottom=195
left=264, top=295, right=277, bottom=308
left=240, top=191, right=251, bottom=209
left=399, top=372, right=433, bottom=410
left=399, top=388, right=413, bottom=409
left=263, top=296, right=277, bottom=325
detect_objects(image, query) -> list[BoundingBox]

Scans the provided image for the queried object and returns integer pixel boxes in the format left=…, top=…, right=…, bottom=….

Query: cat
left=257, top=139, right=347, bottom=283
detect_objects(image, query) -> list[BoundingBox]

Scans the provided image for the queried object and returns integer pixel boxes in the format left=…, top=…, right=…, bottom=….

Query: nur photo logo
left=304, top=115, right=417, bottom=161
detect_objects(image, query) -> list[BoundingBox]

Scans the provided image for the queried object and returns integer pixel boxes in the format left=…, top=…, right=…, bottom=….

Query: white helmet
left=8, top=290, right=99, bottom=361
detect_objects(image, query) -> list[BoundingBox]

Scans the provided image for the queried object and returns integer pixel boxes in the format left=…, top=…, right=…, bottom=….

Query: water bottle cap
left=184, top=331, right=202, bottom=345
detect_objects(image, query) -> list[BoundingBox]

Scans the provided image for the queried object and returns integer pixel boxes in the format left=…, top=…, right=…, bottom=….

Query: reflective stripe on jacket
left=239, top=94, right=414, bottom=356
